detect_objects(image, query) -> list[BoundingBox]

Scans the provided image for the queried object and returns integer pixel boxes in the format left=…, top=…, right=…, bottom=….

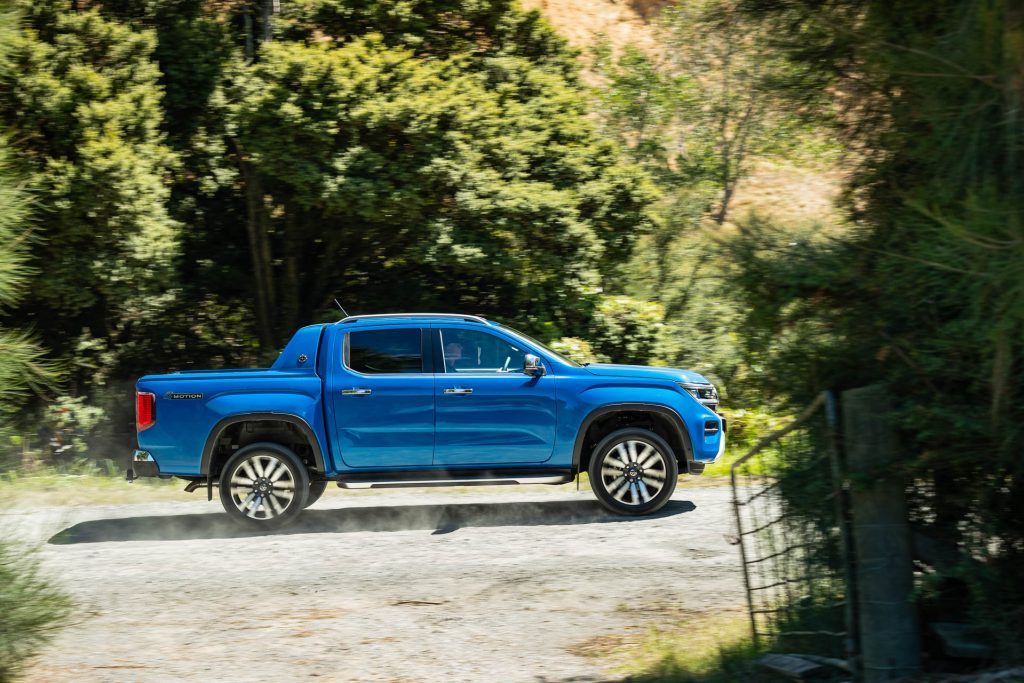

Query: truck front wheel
left=588, top=428, right=678, bottom=515
left=219, top=442, right=309, bottom=528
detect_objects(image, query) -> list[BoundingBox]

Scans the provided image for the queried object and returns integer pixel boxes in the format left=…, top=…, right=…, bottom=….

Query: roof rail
left=338, top=313, right=489, bottom=325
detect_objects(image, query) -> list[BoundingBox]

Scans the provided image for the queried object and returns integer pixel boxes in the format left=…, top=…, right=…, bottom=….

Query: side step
left=336, top=469, right=574, bottom=490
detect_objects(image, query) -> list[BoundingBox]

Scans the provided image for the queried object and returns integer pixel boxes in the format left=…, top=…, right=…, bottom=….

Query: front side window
left=348, top=328, right=423, bottom=373
left=497, top=323, right=581, bottom=367
left=440, top=328, right=527, bottom=373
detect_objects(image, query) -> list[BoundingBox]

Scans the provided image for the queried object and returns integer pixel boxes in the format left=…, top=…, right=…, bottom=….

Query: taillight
left=136, top=391, right=156, bottom=431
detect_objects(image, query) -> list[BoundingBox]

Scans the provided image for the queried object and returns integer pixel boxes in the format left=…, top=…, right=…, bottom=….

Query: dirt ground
left=6, top=485, right=746, bottom=682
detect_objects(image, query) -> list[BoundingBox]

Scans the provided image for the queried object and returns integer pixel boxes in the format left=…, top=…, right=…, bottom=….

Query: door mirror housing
left=523, top=354, right=545, bottom=376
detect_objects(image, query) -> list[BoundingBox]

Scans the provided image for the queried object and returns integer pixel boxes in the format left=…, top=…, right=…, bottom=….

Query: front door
left=329, top=327, right=434, bottom=468
left=433, top=326, right=556, bottom=466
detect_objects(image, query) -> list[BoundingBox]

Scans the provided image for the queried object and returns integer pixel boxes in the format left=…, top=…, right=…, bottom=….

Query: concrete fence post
left=842, top=385, right=921, bottom=681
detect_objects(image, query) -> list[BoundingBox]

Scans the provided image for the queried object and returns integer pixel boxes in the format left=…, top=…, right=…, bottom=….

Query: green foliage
left=283, top=0, right=575, bottom=72
left=124, top=2, right=233, bottom=145
left=732, top=0, right=1024, bottom=660
left=587, top=296, right=664, bottom=364
left=42, top=395, right=106, bottom=460
left=0, top=0, right=659, bottom=465
left=590, top=0, right=825, bottom=226
left=548, top=337, right=598, bottom=365
left=0, top=330, right=56, bottom=421
left=602, top=611, right=763, bottom=683
left=0, top=1, right=180, bottom=390
left=0, top=139, right=31, bottom=323
left=587, top=0, right=834, bottom=387
left=590, top=41, right=681, bottom=171
left=223, top=34, right=654, bottom=341
left=0, top=4, right=60, bottom=443
left=626, top=639, right=762, bottom=683
left=0, top=537, right=73, bottom=681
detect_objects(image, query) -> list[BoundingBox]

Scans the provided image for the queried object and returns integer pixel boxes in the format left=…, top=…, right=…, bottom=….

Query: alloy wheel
left=600, top=439, right=668, bottom=506
left=228, top=453, right=297, bottom=520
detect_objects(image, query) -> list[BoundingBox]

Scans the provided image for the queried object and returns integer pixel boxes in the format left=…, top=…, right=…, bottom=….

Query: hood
left=583, top=363, right=710, bottom=385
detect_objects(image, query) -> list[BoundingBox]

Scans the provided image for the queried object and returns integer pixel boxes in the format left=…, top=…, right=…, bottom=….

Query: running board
left=336, top=469, right=574, bottom=490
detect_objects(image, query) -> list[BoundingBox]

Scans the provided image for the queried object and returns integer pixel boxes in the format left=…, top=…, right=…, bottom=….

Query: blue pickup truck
left=130, top=313, right=725, bottom=527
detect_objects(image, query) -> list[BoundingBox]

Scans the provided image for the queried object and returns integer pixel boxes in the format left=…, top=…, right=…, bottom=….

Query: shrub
left=0, top=538, right=73, bottom=681
left=549, top=337, right=599, bottom=365
left=589, top=296, right=665, bottom=365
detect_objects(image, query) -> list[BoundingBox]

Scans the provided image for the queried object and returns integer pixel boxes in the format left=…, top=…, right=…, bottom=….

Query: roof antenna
left=333, top=299, right=349, bottom=318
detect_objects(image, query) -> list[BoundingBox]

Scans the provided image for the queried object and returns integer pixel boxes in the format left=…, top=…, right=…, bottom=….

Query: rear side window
left=347, top=329, right=423, bottom=374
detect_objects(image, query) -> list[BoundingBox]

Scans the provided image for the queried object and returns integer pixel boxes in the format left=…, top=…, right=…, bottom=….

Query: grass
left=703, top=407, right=797, bottom=479
left=571, top=608, right=764, bottom=682
left=0, top=468, right=186, bottom=508
left=0, top=537, right=73, bottom=681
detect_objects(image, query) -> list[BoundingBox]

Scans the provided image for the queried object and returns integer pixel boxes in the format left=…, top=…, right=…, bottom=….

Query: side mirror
left=524, top=354, right=545, bottom=377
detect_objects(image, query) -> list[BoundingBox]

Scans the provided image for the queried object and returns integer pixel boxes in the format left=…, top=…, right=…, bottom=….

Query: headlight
left=677, top=382, right=719, bottom=409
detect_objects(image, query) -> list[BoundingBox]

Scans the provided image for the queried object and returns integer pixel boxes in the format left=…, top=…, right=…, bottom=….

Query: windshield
left=496, top=324, right=582, bottom=367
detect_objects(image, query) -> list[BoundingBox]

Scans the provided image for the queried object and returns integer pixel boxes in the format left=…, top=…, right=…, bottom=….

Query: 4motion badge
left=165, top=392, right=203, bottom=400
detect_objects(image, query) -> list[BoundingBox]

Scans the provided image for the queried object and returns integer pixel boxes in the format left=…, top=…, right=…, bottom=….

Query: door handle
left=443, top=387, right=473, bottom=395
left=341, top=388, right=372, bottom=396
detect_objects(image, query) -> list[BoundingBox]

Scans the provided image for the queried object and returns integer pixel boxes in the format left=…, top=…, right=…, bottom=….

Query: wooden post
left=843, top=385, right=921, bottom=681
left=825, top=391, right=858, bottom=672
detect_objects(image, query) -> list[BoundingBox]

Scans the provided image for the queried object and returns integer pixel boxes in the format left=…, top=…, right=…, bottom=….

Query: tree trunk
left=713, top=96, right=757, bottom=226
left=713, top=183, right=735, bottom=225
left=281, top=210, right=300, bottom=334
left=234, top=140, right=276, bottom=352
left=243, top=4, right=254, bottom=62
left=261, top=0, right=273, bottom=44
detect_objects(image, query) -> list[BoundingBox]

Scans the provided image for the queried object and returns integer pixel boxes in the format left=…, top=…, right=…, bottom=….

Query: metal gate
left=730, top=391, right=857, bottom=666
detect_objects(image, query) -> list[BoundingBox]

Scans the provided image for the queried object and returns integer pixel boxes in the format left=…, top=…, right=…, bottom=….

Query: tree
left=280, top=0, right=574, bottom=69
left=0, top=1, right=180, bottom=390
left=587, top=0, right=831, bottom=380
left=96, top=0, right=655, bottom=354
left=733, top=0, right=1024, bottom=659
left=222, top=35, right=655, bottom=349
left=0, top=0, right=660, bottom=461
left=592, top=0, right=814, bottom=227
left=588, top=296, right=665, bottom=364
left=0, top=2, right=58, bottom=444
left=0, top=146, right=55, bottom=434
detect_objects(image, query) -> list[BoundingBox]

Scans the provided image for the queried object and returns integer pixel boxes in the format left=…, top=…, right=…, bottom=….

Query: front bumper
left=689, top=416, right=726, bottom=475
left=126, top=450, right=160, bottom=481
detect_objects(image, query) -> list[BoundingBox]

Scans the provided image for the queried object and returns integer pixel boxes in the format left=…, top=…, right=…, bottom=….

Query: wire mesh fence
left=731, top=391, right=857, bottom=666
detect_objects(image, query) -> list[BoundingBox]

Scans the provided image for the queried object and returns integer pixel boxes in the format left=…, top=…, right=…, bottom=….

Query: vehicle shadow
left=48, top=498, right=696, bottom=545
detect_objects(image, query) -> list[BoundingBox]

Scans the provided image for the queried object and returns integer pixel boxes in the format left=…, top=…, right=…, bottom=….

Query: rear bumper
left=126, top=450, right=160, bottom=481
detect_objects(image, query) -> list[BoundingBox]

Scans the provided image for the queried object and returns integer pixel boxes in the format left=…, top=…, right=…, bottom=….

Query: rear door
left=328, top=326, right=434, bottom=468
left=433, top=326, right=556, bottom=466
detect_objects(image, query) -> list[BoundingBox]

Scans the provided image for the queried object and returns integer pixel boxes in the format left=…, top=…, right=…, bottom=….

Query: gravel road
left=6, top=485, right=746, bottom=682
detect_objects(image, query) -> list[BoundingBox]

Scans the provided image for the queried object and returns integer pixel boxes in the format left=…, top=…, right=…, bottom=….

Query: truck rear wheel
left=219, top=442, right=309, bottom=529
left=588, top=428, right=678, bottom=515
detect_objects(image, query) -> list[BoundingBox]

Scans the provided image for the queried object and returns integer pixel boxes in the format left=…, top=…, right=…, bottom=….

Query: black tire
left=588, top=428, right=678, bottom=515
left=305, top=479, right=328, bottom=508
left=219, top=442, right=310, bottom=529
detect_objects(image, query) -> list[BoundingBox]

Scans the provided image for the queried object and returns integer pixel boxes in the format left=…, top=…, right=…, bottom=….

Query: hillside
left=519, top=0, right=662, bottom=55
left=521, top=0, right=843, bottom=228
